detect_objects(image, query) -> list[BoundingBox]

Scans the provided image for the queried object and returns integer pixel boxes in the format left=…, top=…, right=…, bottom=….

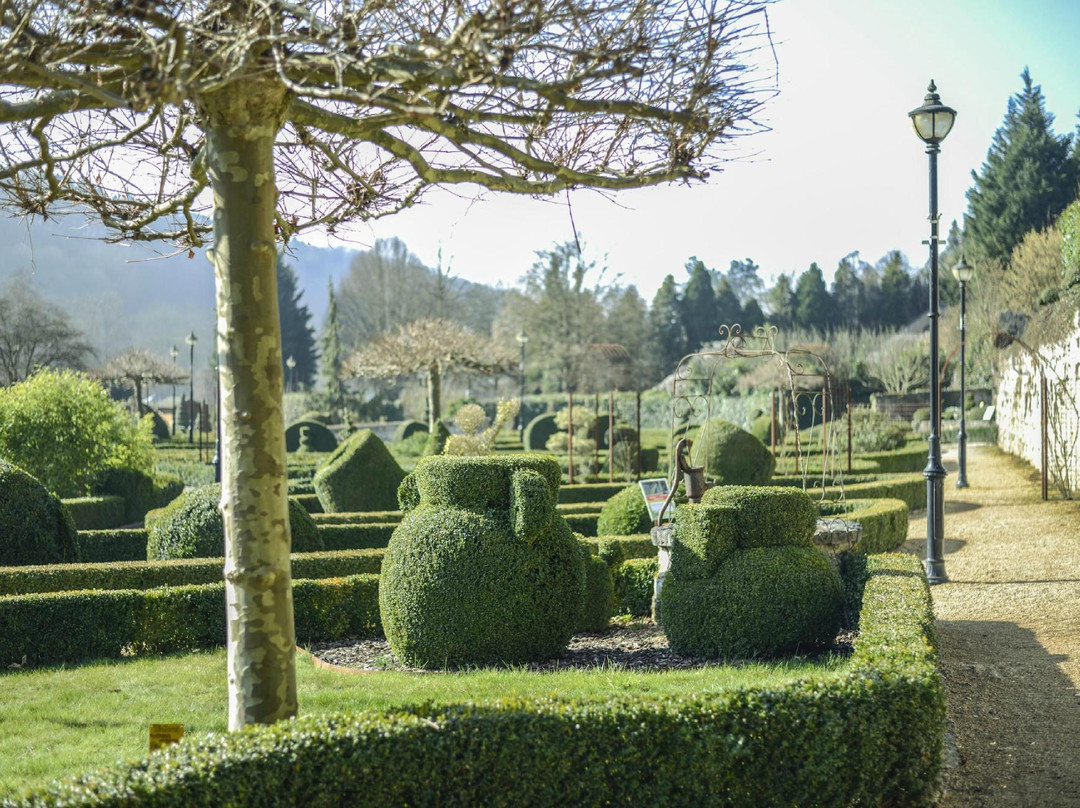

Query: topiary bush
left=379, top=454, right=585, bottom=667
left=749, top=412, right=782, bottom=446
left=422, top=419, right=451, bottom=456
left=0, top=368, right=155, bottom=497
left=146, top=485, right=322, bottom=560
left=689, top=418, right=775, bottom=485
left=149, top=408, right=171, bottom=441
left=285, top=420, right=338, bottom=453
left=393, top=420, right=428, bottom=444
left=596, top=485, right=652, bottom=536
left=523, top=412, right=559, bottom=451
left=613, top=557, right=657, bottom=617
left=576, top=540, right=614, bottom=633
left=91, top=467, right=159, bottom=525
left=0, top=459, right=79, bottom=566
left=313, top=430, right=405, bottom=513
left=661, top=486, right=842, bottom=658
left=849, top=406, right=908, bottom=452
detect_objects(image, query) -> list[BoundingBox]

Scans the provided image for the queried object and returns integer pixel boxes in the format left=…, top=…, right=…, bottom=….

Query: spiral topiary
left=0, top=459, right=79, bottom=566
left=146, top=484, right=322, bottom=560
left=690, top=418, right=775, bottom=485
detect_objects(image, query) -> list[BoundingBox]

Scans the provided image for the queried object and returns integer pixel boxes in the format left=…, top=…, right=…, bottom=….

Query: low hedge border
left=773, top=473, right=926, bottom=512
left=312, top=511, right=402, bottom=525
left=562, top=513, right=600, bottom=537
left=291, top=493, right=323, bottom=514
left=12, top=553, right=942, bottom=807
left=0, top=575, right=381, bottom=669
left=61, top=496, right=126, bottom=531
left=820, top=498, right=910, bottom=556
left=318, top=523, right=396, bottom=551
left=0, top=549, right=385, bottom=596
left=859, top=442, right=929, bottom=474
left=555, top=482, right=627, bottom=504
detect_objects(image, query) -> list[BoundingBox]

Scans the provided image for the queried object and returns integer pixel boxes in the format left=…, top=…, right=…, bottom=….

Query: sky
left=317, top=0, right=1080, bottom=299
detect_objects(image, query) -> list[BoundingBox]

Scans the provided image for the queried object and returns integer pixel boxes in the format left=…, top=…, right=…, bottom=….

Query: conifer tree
left=680, top=258, right=719, bottom=351
left=764, top=274, right=796, bottom=330
left=320, top=280, right=347, bottom=419
left=965, top=69, right=1079, bottom=265
left=793, top=262, right=833, bottom=331
left=647, top=274, right=687, bottom=380
left=277, top=257, right=317, bottom=389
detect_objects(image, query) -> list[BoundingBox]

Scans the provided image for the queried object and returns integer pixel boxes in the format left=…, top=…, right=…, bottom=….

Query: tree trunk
left=201, top=80, right=296, bottom=730
left=428, top=363, right=441, bottom=432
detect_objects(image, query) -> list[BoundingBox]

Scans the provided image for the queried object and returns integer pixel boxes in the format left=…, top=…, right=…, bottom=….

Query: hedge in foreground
left=11, top=555, right=943, bottom=808
left=0, top=575, right=380, bottom=668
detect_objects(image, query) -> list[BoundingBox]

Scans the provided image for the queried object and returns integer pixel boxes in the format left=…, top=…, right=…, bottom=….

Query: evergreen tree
left=793, top=262, right=833, bottom=331
left=713, top=276, right=743, bottom=331
left=831, top=252, right=864, bottom=329
left=680, top=257, right=719, bottom=351
left=647, top=274, right=687, bottom=380
left=320, top=279, right=348, bottom=418
left=937, top=220, right=965, bottom=307
left=856, top=263, right=883, bottom=329
left=764, top=273, right=796, bottom=329
left=965, top=68, right=1079, bottom=265
left=877, top=251, right=916, bottom=329
left=277, top=256, right=318, bottom=389
left=724, top=258, right=765, bottom=306
left=603, top=286, right=653, bottom=389
left=741, top=299, right=766, bottom=331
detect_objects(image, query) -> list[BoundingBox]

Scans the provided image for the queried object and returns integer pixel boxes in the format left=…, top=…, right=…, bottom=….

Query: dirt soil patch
left=905, top=444, right=1080, bottom=807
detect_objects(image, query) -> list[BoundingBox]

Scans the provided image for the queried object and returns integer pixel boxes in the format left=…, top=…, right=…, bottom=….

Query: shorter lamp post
left=286, top=355, right=296, bottom=393
left=185, top=331, right=198, bottom=444
left=516, top=331, right=528, bottom=441
left=169, top=345, right=179, bottom=437
left=953, top=256, right=975, bottom=488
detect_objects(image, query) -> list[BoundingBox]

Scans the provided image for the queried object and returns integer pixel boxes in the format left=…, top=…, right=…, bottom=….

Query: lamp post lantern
left=185, top=331, right=198, bottom=444
left=286, top=355, right=296, bottom=393
left=909, top=80, right=956, bottom=584
left=952, top=256, right=975, bottom=488
left=169, top=345, right=179, bottom=437
left=516, top=331, right=528, bottom=441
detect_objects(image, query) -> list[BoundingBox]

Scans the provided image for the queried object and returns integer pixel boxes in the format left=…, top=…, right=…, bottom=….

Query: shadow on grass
left=937, top=619, right=1080, bottom=807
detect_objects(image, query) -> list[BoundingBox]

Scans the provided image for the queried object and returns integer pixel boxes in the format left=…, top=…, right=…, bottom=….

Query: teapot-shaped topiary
left=380, top=454, right=585, bottom=668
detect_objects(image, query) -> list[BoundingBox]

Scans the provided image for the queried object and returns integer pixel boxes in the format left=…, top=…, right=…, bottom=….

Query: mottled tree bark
left=427, top=362, right=441, bottom=432
left=201, top=81, right=297, bottom=730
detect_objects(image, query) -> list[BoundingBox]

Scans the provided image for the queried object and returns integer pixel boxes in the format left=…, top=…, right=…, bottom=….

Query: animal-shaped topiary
left=380, top=454, right=585, bottom=668
left=146, top=484, right=322, bottom=560
left=0, top=459, right=79, bottom=566
left=660, top=485, right=841, bottom=658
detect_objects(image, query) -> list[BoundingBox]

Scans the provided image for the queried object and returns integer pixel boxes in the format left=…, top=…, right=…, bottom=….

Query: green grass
left=0, top=638, right=848, bottom=798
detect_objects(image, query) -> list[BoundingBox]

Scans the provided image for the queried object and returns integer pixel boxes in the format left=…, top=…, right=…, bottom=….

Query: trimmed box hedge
left=773, top=472, right=926, bottom=512
left=859, top=442, right=929, bottom=473
left=61, top=496, right=126, bottom=531
left=820, top=497, right=910, bottom=555
left=291, top=493, right=323, bottom=513
left=562, top=512, right=600, bottom=537
left=317, top=523, right=397, bottom=551
left=0, top=574, right=381, bottom=668
left=555, top=482, right=627, bottom=504
left=0, top=549, right=385, bottom=596
left=312, top=511, right=403, bottom=525
left=77, top=529, right=150, bottom=563
left=10, top=554, right=943, bottom=808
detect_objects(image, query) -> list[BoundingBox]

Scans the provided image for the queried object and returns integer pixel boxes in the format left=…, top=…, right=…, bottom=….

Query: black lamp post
left=516, top=331, right=528, bottom=441
left=169, top=345, right=179, bottom=437
left=186, top=331, right=198, bottom=444
left=909, top=80, right=957, bottom=585
left=952, top=256, right=975, bottom=488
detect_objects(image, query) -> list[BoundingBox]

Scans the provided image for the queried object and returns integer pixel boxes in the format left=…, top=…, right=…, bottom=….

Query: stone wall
left=995, top=313, right=1080, bottom=497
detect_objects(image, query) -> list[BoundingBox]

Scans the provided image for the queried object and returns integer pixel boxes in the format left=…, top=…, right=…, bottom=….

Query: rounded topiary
left=393, top=420, right=428, bottom=444
left=0, top=459, right=79, bottom=566
left=422, top=419, right=451, bottom=456
left=749, top=413, right=778, bottom=446
left=701, top=485, right=818, bottom=548
left=312, top=430, right=405, bottom=513
left=149, top=409, right=171, bottom=441
left=577, top=541, right=614, bottom=633
left=661, top=545, right=842, bottom=658
left=523, top=412, right=559, bottom=451
left=613, top=557, right=658, bottom=618
left=91, top=467, right=158, bottom=524
left=690, top=418, right=775, bottom=485
left=146, top=485, right=322, bottom=560
left=285, top=420, right=338, bottom=453
left=297, top=410, right=334, bottom=425
left=597, top=485, right=652, bottom=536
left=379, top=454, right=585, bottom=668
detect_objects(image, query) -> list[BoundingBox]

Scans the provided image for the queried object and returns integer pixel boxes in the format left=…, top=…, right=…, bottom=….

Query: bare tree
left=0, top=0, right=772, bottom=728
left=100, top=347, right=188, bottom=416
left=347, top=318, right=516, bottom=430
left=0, top=275, right=93, bottom=384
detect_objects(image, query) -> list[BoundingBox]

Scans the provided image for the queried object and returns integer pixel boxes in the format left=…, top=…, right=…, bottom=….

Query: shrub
left=313, top=430, right=405, bottom=513
left=911, top=406, right=931, bottom=424
left=689, top=418, right=774, bottom=485
left=661, top=545, right=842, bottom=658
left=74, top=529, right=149, bottom=563
left=422, top=419, right=451, bottom=456
left=285, top=420, right=338, bottom=453
left=748, top=412, right=780, bottom=446
left=523, top=412, right=559, bottom=451
left=146, top=485, right=323, bottom=560
left=849, top=406, right=908, bottom=452
left=380, top=454, right=584, bottom=667
left=63, top=496, right=126, bottom=530
left=576, top=541, right=614, bottom=632
left=596, top=485, right=652, bottom=536
left=701, top=485, right=818, bottom=548
left=90, top=467, right=159, bottom=524
left=0, top=460, right=79, bottom=566
left=0, top=369, right=155, bottom=497
left=613, top=557, right=657, bottom=617
left=149, top=408, right=171, bottom=441
left=393, top=420, right=428, bottom=443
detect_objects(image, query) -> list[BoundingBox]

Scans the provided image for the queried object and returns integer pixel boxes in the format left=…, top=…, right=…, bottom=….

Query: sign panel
left=638, top=478, right=673, bottom=521
left=149, top=723, right=184, bottom=753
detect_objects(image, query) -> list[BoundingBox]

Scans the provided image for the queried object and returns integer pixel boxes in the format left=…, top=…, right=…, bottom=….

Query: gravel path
left=905, top=444, right=1080, bottom=807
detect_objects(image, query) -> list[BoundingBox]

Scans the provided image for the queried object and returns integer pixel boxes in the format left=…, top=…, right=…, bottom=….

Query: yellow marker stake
left=149, top=723, right=184, bottom=753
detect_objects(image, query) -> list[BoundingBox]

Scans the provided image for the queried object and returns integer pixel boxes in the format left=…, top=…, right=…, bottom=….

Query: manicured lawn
left=0, top=642, right=848, bottom=798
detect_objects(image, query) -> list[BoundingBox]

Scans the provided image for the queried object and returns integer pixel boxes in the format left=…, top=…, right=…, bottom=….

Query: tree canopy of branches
left=100, top=347, right=187, bottom=416
left=0, top=275, right=92, bottom=385
left=346, top=318, right=516, bottom=430
left=0, top=0, right=772, bottom=729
